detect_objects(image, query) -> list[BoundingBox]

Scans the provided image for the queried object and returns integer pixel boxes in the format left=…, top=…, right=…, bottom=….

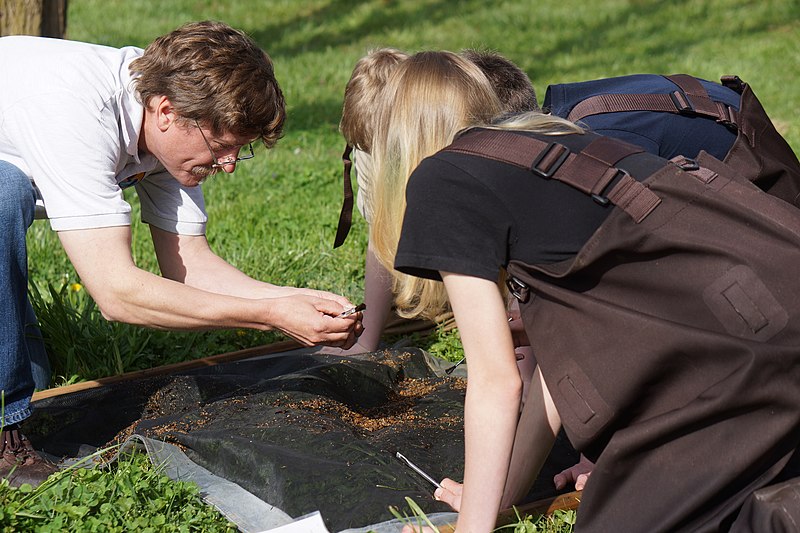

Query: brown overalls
left=445, top=127, right=800, bottom=532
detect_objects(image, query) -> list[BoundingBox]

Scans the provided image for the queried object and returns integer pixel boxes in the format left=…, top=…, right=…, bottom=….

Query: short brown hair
left=460, top=48, right=539, bottom=114
left=340, top=48, right=409, bottom=152
left=130, top=20, right=285, bottom=148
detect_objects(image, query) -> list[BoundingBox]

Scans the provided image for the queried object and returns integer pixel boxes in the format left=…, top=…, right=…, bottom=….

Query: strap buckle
left=720, top=75, right=745, bottom=94
left=671, top=155, right=700, bottom=171
left=591, top=193, right=611, bottom=206
left=670, top=90, right=695, bottom=115
left=591, top=168, right=630, bottom=207
left=718, top=104, right=739, bottom=132
left=531, top=142, right=570, bottom=179
left=506, top=276, right=531, bottom=303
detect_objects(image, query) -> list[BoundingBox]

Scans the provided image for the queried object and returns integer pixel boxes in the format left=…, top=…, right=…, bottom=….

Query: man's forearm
left=89, top=265, right=275, bottom=330
left=58, top=226, right=351, bottom=337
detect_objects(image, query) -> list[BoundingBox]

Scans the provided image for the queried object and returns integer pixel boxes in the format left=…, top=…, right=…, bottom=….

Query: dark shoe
left=0, top=423, right=58, bottom=488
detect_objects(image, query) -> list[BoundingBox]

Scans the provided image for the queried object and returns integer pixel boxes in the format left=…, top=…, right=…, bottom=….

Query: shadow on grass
left=247, top=0, right=486, bottom=57
left=243, top=0, right=793, bottom=138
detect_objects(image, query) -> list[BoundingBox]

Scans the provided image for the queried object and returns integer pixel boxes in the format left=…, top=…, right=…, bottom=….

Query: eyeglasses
left=194, top=120, right=255, bottom=169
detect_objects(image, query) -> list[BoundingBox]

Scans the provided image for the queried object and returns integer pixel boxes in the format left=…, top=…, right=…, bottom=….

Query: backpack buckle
left=506, top=276, right=530, bottom=303
left=671, top=155, right=700, bottom=171
left=670, top=90, right=694, bottom=115
left=718, top=105, right=739, bottom=131
left=720, top=75, right=745, bottom=94
left=531, top=142, right=570, bottom=179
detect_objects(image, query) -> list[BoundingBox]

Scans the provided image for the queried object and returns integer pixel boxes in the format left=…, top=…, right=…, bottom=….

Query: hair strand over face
left=369, top=51, right=503, bottom=320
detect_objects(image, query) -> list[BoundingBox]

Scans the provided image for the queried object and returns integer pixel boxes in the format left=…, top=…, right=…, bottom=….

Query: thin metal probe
left=336, top=302, right=366, bottom=318
left=395, top=452, right=442, bottom=489
left=444, top=357, right=465, bottom=375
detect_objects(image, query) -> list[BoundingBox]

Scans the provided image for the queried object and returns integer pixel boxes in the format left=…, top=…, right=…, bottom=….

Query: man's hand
left=553, top=454, right=594, bottom=491
left=266, top=294, right=363, bottom=348
left=266, top=286, right=353, bottom=308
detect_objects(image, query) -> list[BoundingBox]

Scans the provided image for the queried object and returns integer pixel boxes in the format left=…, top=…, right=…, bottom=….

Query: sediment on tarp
left=27, top=346, right=578, bottom=532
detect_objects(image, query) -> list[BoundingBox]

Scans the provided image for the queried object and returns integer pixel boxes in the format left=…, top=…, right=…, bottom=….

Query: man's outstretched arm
left=58, top=225, right=361, bottom=347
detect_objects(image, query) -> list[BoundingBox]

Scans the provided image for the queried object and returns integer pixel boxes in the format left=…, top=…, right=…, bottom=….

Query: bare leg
left=501, top=366, right=561, bottom=508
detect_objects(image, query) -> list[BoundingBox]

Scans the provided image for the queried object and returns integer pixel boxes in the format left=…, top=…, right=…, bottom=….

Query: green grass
left=17, top=0, right=800, bottom=530
left=390, top=496, right=576, bottom=533
left=28, top=0, right=800, bottom=383
left=0, top=449, right=236, bottom=532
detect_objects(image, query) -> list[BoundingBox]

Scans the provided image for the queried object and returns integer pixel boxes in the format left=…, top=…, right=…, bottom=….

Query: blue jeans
left=1, top=161, right=50, bottom=427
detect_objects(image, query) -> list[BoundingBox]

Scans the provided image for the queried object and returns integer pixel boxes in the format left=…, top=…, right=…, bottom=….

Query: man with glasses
left=0, top=21, right=362, bottom=487
left=195, top=119, right=256, bottom=177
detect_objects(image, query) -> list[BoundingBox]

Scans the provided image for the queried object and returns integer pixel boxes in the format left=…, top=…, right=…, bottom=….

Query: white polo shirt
left=0, top=36, right=207, bottom=235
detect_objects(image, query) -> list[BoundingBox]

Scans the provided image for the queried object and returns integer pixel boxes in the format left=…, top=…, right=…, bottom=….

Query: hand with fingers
left=267, top=294, right=363, bottom=348
left=433, top=478, right=464, bottom=511
left=553, top=453, right=594, bottom=491
left=398, top=478, right=461, bottom=533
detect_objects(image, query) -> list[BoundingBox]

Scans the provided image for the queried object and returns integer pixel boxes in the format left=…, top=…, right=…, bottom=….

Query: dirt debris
left=277, top=375, right=465, bottom=435
left=102, top=356, right=466, bottom=450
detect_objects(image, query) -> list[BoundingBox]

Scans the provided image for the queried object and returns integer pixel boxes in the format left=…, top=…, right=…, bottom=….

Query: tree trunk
left=0, top=0, right=67, bottom=38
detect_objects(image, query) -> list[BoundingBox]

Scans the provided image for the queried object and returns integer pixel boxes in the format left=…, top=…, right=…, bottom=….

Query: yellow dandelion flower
left=69, top=283, right=83, bottom=292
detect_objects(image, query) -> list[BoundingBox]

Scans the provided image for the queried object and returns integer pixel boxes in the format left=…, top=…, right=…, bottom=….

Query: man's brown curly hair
left=130, top=20, right=285, bottom=148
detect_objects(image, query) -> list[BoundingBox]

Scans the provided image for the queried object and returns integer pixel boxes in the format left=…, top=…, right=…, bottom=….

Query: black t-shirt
left=394, top=130, right=667, bottom=282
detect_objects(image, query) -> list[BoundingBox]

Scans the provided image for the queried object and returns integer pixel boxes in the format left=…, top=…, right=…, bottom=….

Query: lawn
left=14, top=0, right=800, bottom=530
left=26, top=0, right=800, bottom=384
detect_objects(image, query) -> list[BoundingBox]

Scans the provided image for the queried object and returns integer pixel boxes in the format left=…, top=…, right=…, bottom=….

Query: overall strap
left=566, top=74, right=739, bottom=129
left=333, top=144, right=355, bottom=248
left=445, top=129, right=662, bottom=223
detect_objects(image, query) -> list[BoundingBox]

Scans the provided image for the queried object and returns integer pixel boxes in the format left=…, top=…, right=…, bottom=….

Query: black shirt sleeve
left=395, top=155, right=511, bottom=282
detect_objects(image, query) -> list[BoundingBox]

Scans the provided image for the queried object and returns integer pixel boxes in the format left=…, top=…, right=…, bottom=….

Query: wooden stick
left=32, top=339, right=300, bottom=401
left=436, top=491, right=582, bottom=532
left=31, top=312, right=454, bottom=402
left=498, top=490, right=582, bottom=523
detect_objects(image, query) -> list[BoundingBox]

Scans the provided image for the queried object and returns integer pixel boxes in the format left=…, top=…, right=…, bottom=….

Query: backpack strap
left=445, top=129, right=662, bottom=223
left=566, top=74, right=739, bottom=130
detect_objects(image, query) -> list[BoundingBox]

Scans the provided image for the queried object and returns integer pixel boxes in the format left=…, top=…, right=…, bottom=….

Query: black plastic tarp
left=26, top=348, right=578, bottom=531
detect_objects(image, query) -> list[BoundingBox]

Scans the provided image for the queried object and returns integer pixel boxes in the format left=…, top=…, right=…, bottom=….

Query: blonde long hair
left=369, top=51, right=583, bottom=320
left=369, top=51, right=502, bottom=320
